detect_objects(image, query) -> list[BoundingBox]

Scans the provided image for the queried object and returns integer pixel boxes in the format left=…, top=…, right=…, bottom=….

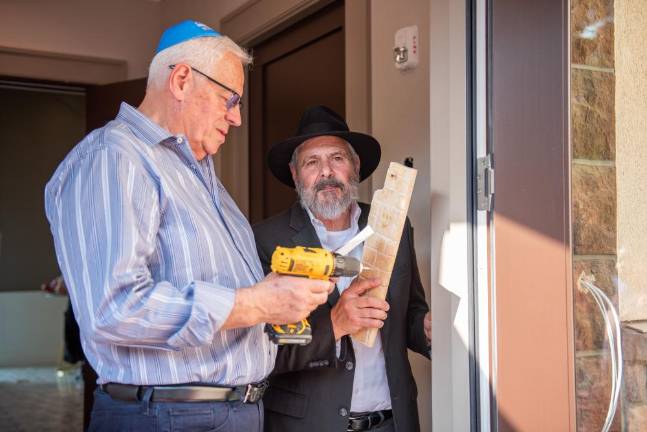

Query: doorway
left=248, top=1, right=345, bottom=223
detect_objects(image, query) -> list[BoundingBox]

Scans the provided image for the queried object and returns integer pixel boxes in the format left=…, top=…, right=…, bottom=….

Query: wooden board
left=352, top=162, right=417, bottom=346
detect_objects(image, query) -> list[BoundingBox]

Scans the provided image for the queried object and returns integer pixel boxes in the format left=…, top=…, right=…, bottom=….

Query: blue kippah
left=156, top=20, right=221, bottom=54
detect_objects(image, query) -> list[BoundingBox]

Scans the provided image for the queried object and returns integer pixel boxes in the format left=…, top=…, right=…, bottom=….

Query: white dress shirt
left=304, top=203, right=392, bottom=412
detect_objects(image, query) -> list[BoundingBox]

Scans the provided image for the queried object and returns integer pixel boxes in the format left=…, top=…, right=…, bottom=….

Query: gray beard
left=296, top=176, right=359, bottom=221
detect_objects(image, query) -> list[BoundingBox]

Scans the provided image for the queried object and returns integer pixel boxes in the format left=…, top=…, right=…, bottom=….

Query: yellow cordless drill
left=267, top=246, right=363, bottom=345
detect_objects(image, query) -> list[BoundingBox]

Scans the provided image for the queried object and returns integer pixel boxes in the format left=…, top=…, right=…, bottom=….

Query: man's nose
left=319, top=160, right=333, bottom=177
left=225, top=105, right=242, bottom=127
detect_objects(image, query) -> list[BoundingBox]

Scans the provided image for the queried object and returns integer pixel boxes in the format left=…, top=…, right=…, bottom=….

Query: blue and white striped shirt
left=45, top=102, right=275, bottom=386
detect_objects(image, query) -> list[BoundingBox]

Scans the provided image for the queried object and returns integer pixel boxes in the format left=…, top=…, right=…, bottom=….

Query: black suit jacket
left=253, top=202, right=430, bottom=432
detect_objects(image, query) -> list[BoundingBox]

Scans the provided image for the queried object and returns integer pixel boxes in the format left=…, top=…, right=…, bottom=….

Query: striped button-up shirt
left=45, top=102, right=275, bottom=386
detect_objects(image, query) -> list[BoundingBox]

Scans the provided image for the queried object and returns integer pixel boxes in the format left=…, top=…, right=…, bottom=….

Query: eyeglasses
left=169, top=64, right=242, bottom=110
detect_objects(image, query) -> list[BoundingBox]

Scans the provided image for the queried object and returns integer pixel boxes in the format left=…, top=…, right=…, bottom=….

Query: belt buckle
left=347, top=411, right=385, bottom=431
left=370, top=411, right=385, bottom=429
left=242, top=380, right=268, bottom=403
left=348, top=415, right=369, bottom=431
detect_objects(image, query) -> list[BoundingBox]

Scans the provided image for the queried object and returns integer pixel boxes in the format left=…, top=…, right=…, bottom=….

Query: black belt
left=100, top=381, right=268, bottom=404
left=347, top=410, right=393, bottom=431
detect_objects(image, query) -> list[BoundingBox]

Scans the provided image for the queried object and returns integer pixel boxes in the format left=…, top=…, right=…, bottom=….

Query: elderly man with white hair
left=45, top=20, right=332, bottom=432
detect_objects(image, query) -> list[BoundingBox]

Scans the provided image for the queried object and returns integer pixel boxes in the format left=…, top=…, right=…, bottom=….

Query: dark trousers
left=370, top=417, right=395, bottom=431
left=89, top=388, right=263, bottom=432
left=82, top=363, right=98, bottom=431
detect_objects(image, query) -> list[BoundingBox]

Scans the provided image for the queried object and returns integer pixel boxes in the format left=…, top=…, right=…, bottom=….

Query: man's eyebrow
left=301, top=154, right=320, bottom=163
left=301, top=150, right=348, bottom=163
left=329, top=150, right=354, bottom=160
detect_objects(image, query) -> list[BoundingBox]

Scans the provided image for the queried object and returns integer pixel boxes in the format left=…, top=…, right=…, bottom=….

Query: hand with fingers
left=255, top=273, right=335, bottom=325
left=424, top=311, right=431, bottom=345
left=331, top=277, right=388, bottom=341
left=223, top=273, right=334, bottom=330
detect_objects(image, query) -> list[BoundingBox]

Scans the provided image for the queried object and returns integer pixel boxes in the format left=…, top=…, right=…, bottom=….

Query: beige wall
left=370, top=1, right=431, bottom=430
left=0, top=0, right=247, bottom=83
left=615, top=0, right=647, bottom=322
left=0, top=0, right=163, bottom=80
left=161, top=0, right=247, bottom=30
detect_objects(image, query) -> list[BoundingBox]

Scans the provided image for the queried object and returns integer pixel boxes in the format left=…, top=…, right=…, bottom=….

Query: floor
left=0, top=366, right=83, bottom=432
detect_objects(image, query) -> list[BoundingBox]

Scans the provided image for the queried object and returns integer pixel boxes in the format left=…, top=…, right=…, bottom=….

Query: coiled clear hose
left=577, top=273, right=622, bottom=432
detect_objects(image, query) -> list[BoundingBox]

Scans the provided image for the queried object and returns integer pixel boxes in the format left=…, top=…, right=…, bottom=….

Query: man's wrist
left=330, top=310, right=344, bottom=341
left=223, top=286, right=262, bottom=329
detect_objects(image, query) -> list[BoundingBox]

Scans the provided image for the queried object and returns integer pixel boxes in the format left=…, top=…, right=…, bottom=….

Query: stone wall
left=572, top=0, right=647, bottom=430
left=571, top=0, right=619, bottom=430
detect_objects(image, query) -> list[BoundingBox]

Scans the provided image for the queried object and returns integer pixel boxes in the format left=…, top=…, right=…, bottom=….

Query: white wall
left=430, top=0, right=471, bottom=430
left=0, top=0, right=163, bottom=79
left=0, top=292, right=68, bottom=366
left=370, top=1, right=432, bottom=430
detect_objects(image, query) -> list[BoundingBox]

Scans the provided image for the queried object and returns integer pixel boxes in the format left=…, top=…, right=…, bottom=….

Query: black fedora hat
left=268, top=105, right=381, bottom=188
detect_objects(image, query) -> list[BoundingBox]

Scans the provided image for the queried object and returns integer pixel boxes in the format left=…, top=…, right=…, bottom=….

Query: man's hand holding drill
left=224, top=273, right=334, bottom=329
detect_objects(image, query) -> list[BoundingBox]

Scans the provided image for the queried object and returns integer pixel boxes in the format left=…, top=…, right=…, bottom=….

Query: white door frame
left=474, top=0, right=493, bottom=429
left=430, top=0, right=492, bottom=429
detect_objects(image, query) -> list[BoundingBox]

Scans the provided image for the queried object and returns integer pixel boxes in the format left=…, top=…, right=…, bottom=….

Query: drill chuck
left=333, top=254, right=362, bottom=277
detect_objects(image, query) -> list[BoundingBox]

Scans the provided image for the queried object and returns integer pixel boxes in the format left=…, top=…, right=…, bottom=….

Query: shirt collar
left=116, top=102, right=177, bottom=146
left=304, top=201, right=362, bottom=237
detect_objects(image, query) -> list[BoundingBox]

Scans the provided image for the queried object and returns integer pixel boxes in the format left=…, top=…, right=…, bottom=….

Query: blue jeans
left=89, top=388, right=263, bottom=432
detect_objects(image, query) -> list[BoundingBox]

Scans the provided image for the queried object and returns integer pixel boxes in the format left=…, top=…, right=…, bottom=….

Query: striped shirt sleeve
left=50, top=146, right=235, bottom=351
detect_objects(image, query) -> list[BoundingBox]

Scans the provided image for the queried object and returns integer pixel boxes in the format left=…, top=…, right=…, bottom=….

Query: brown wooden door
left=86, top=78, right=146, bottom=132
left=248, top=1, right=345, bottom=223
left=0, top=81, right=86, bottom=292
left=489, top=0, right=574, bottom=430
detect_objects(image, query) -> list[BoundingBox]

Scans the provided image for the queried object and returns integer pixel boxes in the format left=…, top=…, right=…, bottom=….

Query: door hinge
left=477, top=154, right=494, bottom=211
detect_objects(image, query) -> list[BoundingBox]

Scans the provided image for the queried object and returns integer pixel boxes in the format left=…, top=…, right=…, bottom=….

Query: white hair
left=147, top=36, right=252, bottom=90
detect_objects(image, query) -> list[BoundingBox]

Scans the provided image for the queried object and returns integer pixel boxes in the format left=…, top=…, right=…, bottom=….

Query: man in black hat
left=253, top=106, right=431, bottom=432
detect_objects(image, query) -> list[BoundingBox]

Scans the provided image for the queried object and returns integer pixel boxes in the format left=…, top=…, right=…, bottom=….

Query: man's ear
left=168, top=64, right=192, bottom=101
